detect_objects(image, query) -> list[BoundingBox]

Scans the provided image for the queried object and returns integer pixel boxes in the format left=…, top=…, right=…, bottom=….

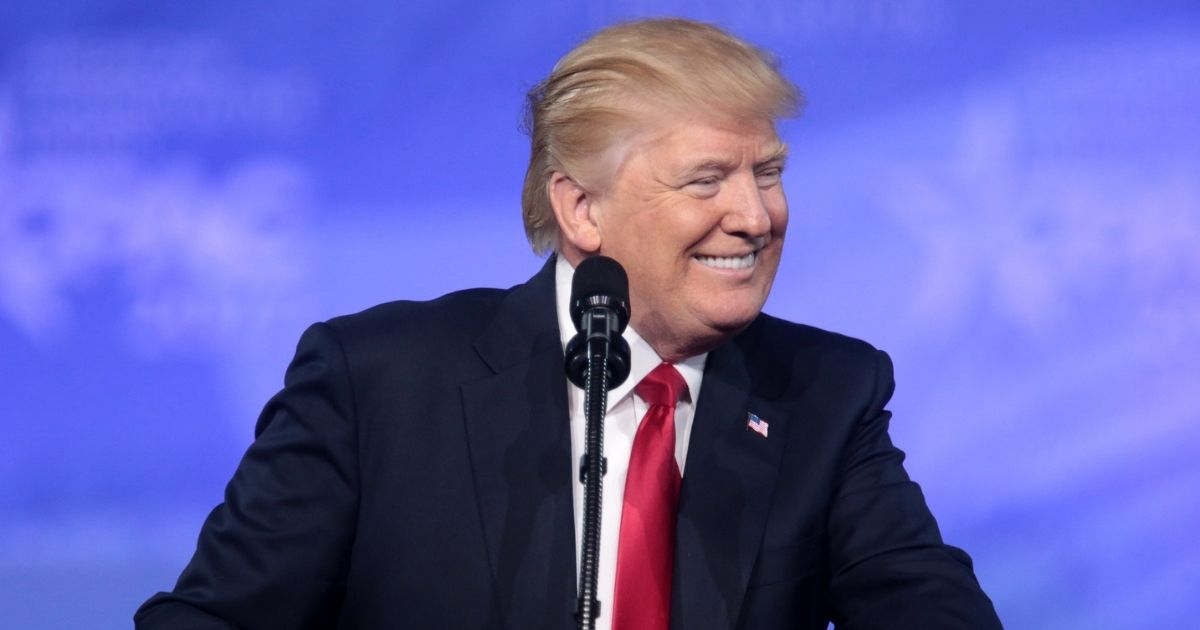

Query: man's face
left=590, top=114, right=789, bottom=359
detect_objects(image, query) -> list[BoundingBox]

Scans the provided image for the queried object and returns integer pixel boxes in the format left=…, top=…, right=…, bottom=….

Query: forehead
left=576, top=108, right=784, bottom=192
left=628, top=114, right=784, bottom=167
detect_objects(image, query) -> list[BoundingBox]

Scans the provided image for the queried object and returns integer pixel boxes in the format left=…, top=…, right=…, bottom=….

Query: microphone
left=564, top=255, right=632, bottom=630
left=564, top=255, right=632, bottom=390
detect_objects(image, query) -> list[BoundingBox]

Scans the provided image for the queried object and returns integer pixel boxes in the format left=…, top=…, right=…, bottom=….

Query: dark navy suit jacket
left=136, top=259, right=1001, bottom=629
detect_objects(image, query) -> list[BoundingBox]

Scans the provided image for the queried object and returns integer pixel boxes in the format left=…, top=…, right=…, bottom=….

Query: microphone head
left=569, top=255, right=630, bottom=332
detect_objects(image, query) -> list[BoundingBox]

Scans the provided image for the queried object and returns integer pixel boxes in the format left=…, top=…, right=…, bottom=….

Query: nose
left=720, top=172, right=774, bottom=239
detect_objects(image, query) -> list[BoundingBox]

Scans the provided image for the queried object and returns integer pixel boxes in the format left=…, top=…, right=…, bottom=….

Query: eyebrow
left=678, top=144, right=790, bottom=178
left=756, top=143, right=789, bottom=168
left=683, top=158, right=737, bottom=176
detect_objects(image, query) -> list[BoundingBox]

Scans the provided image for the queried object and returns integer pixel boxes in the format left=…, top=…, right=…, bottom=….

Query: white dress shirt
left=555, top=256, right=707, bottom=630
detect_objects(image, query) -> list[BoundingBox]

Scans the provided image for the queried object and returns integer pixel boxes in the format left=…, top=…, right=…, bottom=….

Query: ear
left=547, top=171, right=602, bottom=254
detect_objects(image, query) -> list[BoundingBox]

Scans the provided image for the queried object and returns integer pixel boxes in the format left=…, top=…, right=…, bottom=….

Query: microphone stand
left=566, top=256, right=630, bottom=630
left=576, top=330, right=610, bottom=630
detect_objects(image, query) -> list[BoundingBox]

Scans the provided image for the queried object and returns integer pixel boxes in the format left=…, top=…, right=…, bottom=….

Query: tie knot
left=636, top=362, right=687, bottom=408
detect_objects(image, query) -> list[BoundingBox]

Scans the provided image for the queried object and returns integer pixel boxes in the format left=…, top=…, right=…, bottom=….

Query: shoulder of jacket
left=321, top=286, right=509, bottom=350
left=743, top=312, right=882, bottom=364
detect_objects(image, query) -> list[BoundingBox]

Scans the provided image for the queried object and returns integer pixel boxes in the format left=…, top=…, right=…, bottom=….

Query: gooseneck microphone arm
left=564, top=256, right=631, bottom=630
left=575, top=310, right=614, bottom=630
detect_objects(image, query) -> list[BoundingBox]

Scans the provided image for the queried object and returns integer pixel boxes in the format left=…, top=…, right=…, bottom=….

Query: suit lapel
left=671, top=335, right=789, bottom=630
left=461, top=259, right=578, bottom=629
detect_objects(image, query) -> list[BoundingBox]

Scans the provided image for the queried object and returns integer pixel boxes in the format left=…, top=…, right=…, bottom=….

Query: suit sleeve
left=135, top=322, right=360, bottom=629
left=825, top=350, right=1002, bottom=629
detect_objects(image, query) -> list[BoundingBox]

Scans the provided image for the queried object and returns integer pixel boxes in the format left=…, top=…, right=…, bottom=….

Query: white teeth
left=695, top=252, right=756, bottom=270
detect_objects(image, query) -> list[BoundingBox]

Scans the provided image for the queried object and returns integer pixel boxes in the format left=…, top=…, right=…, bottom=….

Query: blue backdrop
left=2, top=2, right=1198, bottom=628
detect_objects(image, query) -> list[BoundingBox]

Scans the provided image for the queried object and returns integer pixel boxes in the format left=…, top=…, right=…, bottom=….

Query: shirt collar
left=555, top=255, right=707, bottom=410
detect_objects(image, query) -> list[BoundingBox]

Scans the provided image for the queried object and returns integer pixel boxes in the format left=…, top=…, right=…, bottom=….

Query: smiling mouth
left=694, top=252, right=757, bottom=270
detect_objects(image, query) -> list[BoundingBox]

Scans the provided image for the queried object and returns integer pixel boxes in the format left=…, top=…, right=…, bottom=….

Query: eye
left=755, top=167, right=783, bottom=187
left=685, top=176, right=721, bottom=195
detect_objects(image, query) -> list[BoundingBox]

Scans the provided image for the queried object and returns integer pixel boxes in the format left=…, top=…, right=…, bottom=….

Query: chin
left=701, top=304, right=763, bottom=335
left=708, top=286, right=768, bottom=319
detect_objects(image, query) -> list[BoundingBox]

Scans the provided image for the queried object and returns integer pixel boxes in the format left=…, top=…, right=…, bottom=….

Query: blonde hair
left=521, top=18, right=802, bottom=255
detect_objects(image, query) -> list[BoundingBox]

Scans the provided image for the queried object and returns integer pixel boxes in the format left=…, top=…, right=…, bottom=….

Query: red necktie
left=612, top=362, right=686, bottom=630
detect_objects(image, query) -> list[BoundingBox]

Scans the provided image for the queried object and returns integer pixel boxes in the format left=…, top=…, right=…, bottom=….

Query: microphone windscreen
left=570, top=256, right=630, bottom=331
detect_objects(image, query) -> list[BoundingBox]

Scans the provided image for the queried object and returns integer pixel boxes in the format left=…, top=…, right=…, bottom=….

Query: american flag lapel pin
left=745, top=412, right=769, bottom=438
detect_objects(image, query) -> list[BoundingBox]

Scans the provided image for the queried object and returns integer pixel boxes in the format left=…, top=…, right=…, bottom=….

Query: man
left=137, top=18, right=1001, bottom=629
